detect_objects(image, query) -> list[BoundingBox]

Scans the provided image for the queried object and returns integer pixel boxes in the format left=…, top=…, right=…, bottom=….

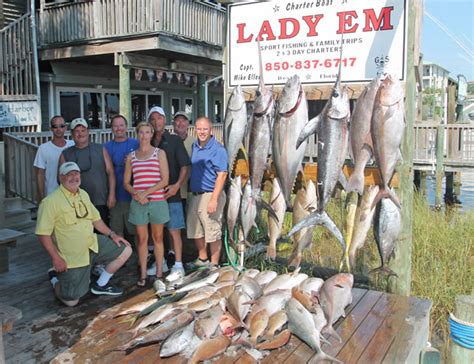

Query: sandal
left=137, top=277, right=147, bottom=287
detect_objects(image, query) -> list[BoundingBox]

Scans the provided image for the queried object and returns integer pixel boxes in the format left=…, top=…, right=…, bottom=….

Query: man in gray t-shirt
left=59, top=118, right=116, bottom=224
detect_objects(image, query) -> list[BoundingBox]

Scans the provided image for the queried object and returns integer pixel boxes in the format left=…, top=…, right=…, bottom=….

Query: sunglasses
left=51, top=124, right=67, bottom=129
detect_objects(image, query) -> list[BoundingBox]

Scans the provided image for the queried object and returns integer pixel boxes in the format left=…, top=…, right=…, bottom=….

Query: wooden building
left=1, top=0, right=226, bottom=130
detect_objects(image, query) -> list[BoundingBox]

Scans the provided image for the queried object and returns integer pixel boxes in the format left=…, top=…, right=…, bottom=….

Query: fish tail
left=369, top=265, right=398, bottom=277
left=288, top=250, right=302, bottom=272
left=308, top=351, right=343, bottom=364
left=287, top=211, right=346, bottom=252
left=346, top=172, right=364, bottom=195
left=257, top=197, right=279, bottom=222
left=371, top=187, right=401, bottom=210
left=322, top=324, right=343, bottom=343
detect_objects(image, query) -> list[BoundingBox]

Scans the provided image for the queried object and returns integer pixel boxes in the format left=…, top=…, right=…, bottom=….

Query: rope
left=449, top=313, right=474, bottom=350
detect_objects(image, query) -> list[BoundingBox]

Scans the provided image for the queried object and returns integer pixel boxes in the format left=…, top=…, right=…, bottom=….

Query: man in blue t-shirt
left=104, top=115, right=139, bottom=238
left=187, top=116, right=228, bottom=267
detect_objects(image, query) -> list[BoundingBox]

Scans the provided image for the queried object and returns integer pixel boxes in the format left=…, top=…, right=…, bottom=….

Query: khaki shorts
left=186, top=192, right=226, bottom=243
left=110, top=201, right=136, bottom=236
left=57, top=235, right=125, bottom=301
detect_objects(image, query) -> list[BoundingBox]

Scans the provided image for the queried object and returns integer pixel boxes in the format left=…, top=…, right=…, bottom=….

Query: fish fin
left=322, top=325, right=343, bottom=343
left=296, top=114, right=320, bottom=149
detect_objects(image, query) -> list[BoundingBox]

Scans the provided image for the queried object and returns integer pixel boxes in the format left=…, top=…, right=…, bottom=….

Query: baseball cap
left=59, top=162, right=81, bottom=175
left=147, top=106, right=166, bottom=120
left=173, top=111, right=189, bottom=120
left=70, top=118, right=88, bottom=130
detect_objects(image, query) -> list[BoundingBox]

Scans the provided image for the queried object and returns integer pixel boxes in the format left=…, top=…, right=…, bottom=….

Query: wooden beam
left=118, top=54, right=131, bottom=124
left=238, top=83, right=368, bottom=102
left=39, top=33, right=223, bottom=63
left=388, top=0, right=422, bottom=296
left=116, top=52, right=221, bottom=75
left=40, top=36, right=160, bottom=61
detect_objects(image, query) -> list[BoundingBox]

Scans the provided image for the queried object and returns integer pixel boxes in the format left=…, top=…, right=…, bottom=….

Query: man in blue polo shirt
left=104, top=115, right=139, bottom=238
left=187, top=116, right=228, bottom=267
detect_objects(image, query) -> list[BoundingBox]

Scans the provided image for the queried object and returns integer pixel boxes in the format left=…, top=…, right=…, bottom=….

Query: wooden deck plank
left=334, top=293, right=401, bottom=363
left=357, top=294, right=412, bottom=363
left=382, top=296, right=432, bottom=364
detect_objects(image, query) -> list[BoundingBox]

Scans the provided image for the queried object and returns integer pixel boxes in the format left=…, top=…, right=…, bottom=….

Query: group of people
left=34, top=108, right=228, bottom=307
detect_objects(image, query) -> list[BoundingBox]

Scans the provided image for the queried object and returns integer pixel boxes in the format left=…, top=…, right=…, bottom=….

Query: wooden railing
left=413, top=122, right=474, bottom=169
left=3, top=124, right=224, bottom=203
left=4, top=123, right=474, bottom=204
left=0, top=13, right=37, bottom=98
left=38, top=0, right=225, bottom=47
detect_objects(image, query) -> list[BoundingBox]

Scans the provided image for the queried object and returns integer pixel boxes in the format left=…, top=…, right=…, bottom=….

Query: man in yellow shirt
left=36, top=162, right=132, bottom=307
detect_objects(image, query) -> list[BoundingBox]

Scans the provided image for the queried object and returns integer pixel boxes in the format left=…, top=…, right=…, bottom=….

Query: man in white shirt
left=34, top=115, right=75, bottom=203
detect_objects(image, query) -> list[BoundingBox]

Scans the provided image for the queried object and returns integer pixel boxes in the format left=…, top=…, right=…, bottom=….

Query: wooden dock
left=1, top=232, right=432, bottom=364
left=49, top=287, right=431, bottom=364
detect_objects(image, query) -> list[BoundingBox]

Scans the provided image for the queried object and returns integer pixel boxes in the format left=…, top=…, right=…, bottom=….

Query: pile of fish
left=223, top=70, right=405, bottom=275
left=114, top=266, right=353, bottom=363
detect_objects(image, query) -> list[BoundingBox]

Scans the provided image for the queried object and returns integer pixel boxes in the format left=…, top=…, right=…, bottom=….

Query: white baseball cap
left=147, top=106, right=166, bottom=120
left=70, top=118, right=88, bottom=130
left=59, top=162, right=81, bottom=175
left=173, top=111, right=189, bottom=120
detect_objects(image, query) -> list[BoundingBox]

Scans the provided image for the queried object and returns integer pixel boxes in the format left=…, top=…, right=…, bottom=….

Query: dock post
left=435, top=124, right=445, bottom=207
left=387, top=0, right=421, bottom=295
left=454, top=172, right=462, bottom=197
left=445, top=172, right=454, bottom=205
left=449, top=295, right=474, bottom=364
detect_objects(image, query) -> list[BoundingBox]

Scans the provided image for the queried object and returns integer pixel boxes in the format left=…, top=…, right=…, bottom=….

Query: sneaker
left=48, top=267, right=57, bottom=280
left=147, top=259, right=169, bottom=276
left=186, top=258, right=210, bottom=270
left=153, top=277, right=167, bottom=293
left=166, top=265, right=185, bottom=282
left=91, top=264, right=106, bottom=277
left=90, top=283, right=123, bottom=296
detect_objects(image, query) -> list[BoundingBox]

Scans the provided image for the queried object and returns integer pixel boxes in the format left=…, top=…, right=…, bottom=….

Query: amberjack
left=224, top=86, right=247, bottom=174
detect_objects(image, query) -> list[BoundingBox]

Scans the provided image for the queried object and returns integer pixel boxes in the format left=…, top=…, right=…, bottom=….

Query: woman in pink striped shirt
left=124, top=122, right=169, bottom=287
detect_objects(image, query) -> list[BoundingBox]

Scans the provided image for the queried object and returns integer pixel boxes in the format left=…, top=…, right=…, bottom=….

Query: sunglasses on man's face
left=51, top=124, right=66, bottom=129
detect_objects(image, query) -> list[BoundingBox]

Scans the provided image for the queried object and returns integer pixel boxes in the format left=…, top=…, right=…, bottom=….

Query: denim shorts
left=128, top=199, right=170, bottom=226
left=166, top=202, right=186, bottom=230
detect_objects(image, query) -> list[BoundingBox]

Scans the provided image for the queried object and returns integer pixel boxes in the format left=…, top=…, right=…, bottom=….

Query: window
left=83, top=92, right=102, bottom=129
left=59, top=91, right=80, bottom=123
left=132, top=94, right=146, bottom=125
left=104, top=93, right=120, bottom=128
left=171, top=98, right=181, bottom=118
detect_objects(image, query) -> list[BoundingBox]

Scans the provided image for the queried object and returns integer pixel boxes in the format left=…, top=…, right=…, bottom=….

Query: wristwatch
left=108, top=230, right=116, bottom=238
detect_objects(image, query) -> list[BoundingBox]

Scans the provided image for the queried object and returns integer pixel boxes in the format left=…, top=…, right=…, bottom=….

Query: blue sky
left=422, top=0, right=474, bottom=81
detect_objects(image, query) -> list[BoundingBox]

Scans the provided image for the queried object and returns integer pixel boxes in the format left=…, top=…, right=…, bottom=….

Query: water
left=425, top=171, right=474, bottom=211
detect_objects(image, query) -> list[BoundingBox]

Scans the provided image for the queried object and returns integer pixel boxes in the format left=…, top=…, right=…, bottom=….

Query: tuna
left=346, top=77, right=381, bottom=194
left=224, top=86, right=248, bottom=174
left=288, top=180, right=318, bottom=270
left=273, top=75, right=309, bottom=209
left=371, top=196, right=401, bottom=276
left=370, top=75, right=405, bottom=208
